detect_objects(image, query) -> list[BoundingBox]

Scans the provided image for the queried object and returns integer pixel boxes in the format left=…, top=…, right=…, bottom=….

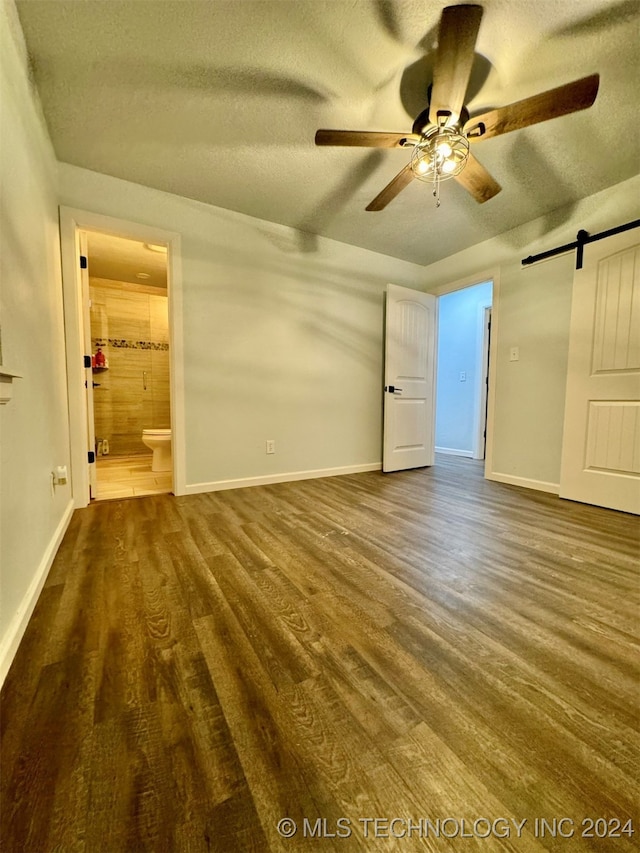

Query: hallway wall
left=0, top=0, right=72, bottom=683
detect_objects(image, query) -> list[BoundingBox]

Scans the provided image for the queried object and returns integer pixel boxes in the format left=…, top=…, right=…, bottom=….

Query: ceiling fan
left=315, top=4, right=599, bottom=210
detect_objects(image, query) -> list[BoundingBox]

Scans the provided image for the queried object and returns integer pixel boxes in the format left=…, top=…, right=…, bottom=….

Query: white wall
left=58, top=163, right=428, bottom=491
left=423, top=174, right=640, bottom=490
left=0, top=0, right=73, bottom=684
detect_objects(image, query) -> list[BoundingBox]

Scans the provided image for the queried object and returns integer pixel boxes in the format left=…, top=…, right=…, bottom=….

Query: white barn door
left=559, top=228, right=640, bottom=514
left=383, top=284, right=437, bottom=473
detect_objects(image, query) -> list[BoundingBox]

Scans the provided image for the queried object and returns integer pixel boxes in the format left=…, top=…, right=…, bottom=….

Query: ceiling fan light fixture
left=410, top=125, right=470, bottom=207
left=411, top=126, right=469, bottom=184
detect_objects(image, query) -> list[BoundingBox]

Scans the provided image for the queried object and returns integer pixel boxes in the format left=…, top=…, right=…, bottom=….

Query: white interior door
left=383, top=284, right=437, bottom=472
left=79, top=231, right=97, bottom=498
left=559, top=228, right=640, bottom=514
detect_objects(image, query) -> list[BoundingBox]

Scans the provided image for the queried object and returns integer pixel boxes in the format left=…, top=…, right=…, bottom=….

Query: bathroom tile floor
left=94, top=454, right=172, bottom=500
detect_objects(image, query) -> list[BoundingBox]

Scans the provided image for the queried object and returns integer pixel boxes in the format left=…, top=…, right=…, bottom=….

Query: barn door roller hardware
left=521, top=218, right=640, bottom=270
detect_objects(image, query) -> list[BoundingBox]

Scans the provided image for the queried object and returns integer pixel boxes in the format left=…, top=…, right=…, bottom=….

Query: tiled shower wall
left=90, top=278, right=170, bottom=455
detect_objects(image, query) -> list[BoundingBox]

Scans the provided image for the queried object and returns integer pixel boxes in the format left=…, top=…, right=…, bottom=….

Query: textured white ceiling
left=16, top=0, right=640, bottom=265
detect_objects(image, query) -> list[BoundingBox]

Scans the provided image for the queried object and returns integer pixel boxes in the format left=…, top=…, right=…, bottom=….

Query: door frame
left=77, top=230, right=97, bottom=498
left=472, top=304, right=492, bottom=460
left=59, top=207, right=185, bottom=506
left=429, top=268, right=500, bottom=478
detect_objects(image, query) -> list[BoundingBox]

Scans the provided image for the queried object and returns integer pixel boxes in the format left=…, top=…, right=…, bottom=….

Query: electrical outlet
left=266, top=439, right=275, bottom=454
left=51, top=466, right=68, bottom=486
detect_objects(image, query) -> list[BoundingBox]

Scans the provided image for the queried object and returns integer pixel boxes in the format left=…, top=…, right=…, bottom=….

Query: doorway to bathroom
left=86, top=231, right=172, bottom=500
left=60, top=207, right=184, bottom=507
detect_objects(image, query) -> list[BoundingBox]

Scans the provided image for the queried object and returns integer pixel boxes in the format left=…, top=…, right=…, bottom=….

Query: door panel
left=383, top=284, right=437, bottom=472
left=559, top=230, right=640, bottom=514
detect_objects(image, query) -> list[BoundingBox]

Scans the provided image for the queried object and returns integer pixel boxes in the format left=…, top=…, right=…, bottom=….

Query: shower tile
left=150, top=349, right=170, bottom=374
left=150, top=294, right=169, bottom=342
left=152, top=382, right=170, bottom=406
left=142, top=398, right=155, bottom=430
left=89, top=299, right=109, bottom=342
left=105, top=292, right=150, bottom=341
left=152, top=401, right=171, bottom=427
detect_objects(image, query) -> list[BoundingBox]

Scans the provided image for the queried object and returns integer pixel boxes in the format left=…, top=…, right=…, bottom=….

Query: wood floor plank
left=209, top=552, right=320, bottom=689
left=1, top=455, right=638, bottom=852
left=0, top=584, right=63, bottom=765
left=386, top=722, right=549, bottom=853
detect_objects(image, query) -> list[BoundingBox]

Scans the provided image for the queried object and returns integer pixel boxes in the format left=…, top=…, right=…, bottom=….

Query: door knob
left=385, top=385, right=403, bottom=393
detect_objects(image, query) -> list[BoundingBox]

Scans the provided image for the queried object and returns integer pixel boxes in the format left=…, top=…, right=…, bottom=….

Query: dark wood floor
left=1, top=456, right=638, bottom=852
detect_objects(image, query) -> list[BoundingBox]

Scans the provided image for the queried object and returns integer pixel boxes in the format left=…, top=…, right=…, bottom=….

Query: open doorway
left=435, top=280, right=493, bottom=461
left=59, top=207, right=184, bottom=508
left=86, top=232, right=172, bottom=499
left=381, top=276, right=496, bottom=476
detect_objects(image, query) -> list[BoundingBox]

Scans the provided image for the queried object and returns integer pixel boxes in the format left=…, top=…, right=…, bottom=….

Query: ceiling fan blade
left=429, top=4, right=483, bottom=127
left=315, top=130, right=420, bottom=148
left=366, top=163, right=415, bottom=211
left=465, top=73, right=600, bottom=141
left=454, top=153, right=501, bottom=203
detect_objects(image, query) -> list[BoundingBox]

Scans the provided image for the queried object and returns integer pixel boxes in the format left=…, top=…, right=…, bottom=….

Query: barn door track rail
left=521, top=218, right=640, bottom=270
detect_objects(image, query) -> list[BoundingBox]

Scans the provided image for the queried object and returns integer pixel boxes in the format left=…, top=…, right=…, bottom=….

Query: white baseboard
left=435, top=446, right=474, bottom=458
left=184, top=462, right=382, bottom=495
left=487, top=471, right=560, bottom=495
left=0, top=499, right=74, bottom=688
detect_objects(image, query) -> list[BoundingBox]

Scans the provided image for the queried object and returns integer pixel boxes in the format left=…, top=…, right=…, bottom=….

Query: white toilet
left=142, top=429, right=172, bottom=472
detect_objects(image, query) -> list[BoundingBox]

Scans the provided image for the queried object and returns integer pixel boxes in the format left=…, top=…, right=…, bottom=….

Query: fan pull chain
left=433, top=171, right=441, bottom=207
